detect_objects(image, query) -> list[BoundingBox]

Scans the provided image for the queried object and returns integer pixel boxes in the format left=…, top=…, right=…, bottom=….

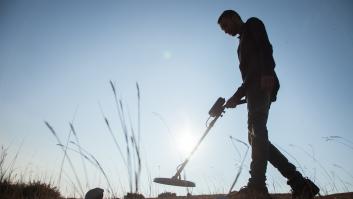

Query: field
left=1, top=82, right=353, bottom=199
left=1, top=157, right=353, bottom=199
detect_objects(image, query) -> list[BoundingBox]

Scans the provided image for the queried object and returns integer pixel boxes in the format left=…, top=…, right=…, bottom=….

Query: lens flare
left=176, top=129, right=197, bottom=156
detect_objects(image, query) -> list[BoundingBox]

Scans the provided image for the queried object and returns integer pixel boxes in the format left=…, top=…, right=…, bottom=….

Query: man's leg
left=246, top=88, right=271, bottom=190
left=232, top=88, right=272, bottom=198
left=268, top=143, right=320, bottom=199
left=268, top=142, right=301, bottom=180
left=244, top=87, right=319, bottom=199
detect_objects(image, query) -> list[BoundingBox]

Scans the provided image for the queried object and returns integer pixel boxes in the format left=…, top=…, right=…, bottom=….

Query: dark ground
left=150, top=192, right=353, bottom=199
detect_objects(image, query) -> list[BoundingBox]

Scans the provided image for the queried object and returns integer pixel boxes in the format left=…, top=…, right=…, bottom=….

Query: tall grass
left=109, top=80, right=133, bottom=192
left=228, top=136, right=249, bottom=193
left=41, top=81, right=145, bottom=197
left=44, top=121, right=85, bottom=197
left=58, top=124, right=72, bottom=188
left=322, top=136, right=353, bottom=150
left=108, top=81, right=143, bottom=194
left=57, top=106, right=80, bottom=189
left=100, top=103, right=127, bottom=168
left=70, top=122, right=90, bottom=189
left=57, top=142, right=119, bottom=197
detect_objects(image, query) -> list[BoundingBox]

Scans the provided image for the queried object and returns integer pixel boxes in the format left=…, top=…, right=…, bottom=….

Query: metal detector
left=153, top=97, right=246, bottom=187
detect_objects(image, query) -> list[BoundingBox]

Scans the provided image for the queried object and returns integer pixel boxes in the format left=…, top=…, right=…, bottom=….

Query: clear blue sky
left=1, top=0, right=353, bottom=197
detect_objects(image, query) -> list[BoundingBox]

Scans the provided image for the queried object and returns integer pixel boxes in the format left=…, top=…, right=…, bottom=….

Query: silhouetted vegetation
left=0, top=147, right=62, bottom=199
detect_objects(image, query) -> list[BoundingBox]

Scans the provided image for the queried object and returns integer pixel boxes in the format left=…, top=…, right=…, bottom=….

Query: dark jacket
left=237, top=17, right=280, bottom=101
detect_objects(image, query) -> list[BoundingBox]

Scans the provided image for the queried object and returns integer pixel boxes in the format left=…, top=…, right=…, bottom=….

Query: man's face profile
left=219, top=16, right=240, bottom=37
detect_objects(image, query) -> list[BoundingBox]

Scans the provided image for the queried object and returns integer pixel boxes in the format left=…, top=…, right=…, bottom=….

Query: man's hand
left=261, top=75, right=274, bottom=93
left=225, top=87, right=245, bottom=108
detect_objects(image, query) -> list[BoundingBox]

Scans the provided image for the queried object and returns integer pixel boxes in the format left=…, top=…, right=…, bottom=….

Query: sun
left=176, top=129, right=197, bottom=157
left=162, top=50, right=172, bottom=60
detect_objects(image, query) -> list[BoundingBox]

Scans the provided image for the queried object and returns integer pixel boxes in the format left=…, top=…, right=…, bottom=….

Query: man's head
left=218, top=10, right=243, bottom=37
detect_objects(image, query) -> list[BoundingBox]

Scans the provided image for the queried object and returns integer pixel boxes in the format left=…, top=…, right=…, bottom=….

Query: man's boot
left=235, top=185, right=272, bottom=199
left=287, top=176, right=320, bottom=199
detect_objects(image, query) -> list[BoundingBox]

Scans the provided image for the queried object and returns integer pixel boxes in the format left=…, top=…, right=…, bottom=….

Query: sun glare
left=176, top=129, right=198, bottom=156
left=162, top=51, right=172, bottom=60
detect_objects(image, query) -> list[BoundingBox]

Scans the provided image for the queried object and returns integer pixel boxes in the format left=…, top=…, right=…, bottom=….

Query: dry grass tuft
left=0, top=147, right=62, bottom=199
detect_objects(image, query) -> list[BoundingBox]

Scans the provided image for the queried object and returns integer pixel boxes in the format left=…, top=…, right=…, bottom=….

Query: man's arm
left=225, top=86, right=245, bottom=108
left=226, top=18, right=275, bottom=108
left=241, top=18, right=276, bottom=92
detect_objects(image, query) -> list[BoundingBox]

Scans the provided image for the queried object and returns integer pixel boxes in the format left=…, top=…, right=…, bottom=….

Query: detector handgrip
left=208, top=97, right=247, bottom=117
left=208, top=97, right=226, bottom=117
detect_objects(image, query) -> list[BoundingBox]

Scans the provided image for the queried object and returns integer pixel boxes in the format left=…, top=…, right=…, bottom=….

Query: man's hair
left=218, top=10, right=241, bottom=24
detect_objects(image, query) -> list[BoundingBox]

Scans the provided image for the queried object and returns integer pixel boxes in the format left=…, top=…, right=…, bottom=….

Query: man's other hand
left=225, top=88, right=244, bottom=108
left=261, top=75, right=274, bottom=92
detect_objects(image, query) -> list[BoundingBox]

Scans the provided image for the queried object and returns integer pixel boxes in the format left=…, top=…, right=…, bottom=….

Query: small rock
left=85, top=187, right=104, bottom=199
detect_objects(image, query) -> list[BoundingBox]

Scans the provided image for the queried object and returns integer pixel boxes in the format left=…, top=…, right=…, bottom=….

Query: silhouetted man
left=218, top=10, right=319, bottom=199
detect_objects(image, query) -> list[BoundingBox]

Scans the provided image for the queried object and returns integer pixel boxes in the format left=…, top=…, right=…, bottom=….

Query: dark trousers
left=246, top=87, right=301, bottom=188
